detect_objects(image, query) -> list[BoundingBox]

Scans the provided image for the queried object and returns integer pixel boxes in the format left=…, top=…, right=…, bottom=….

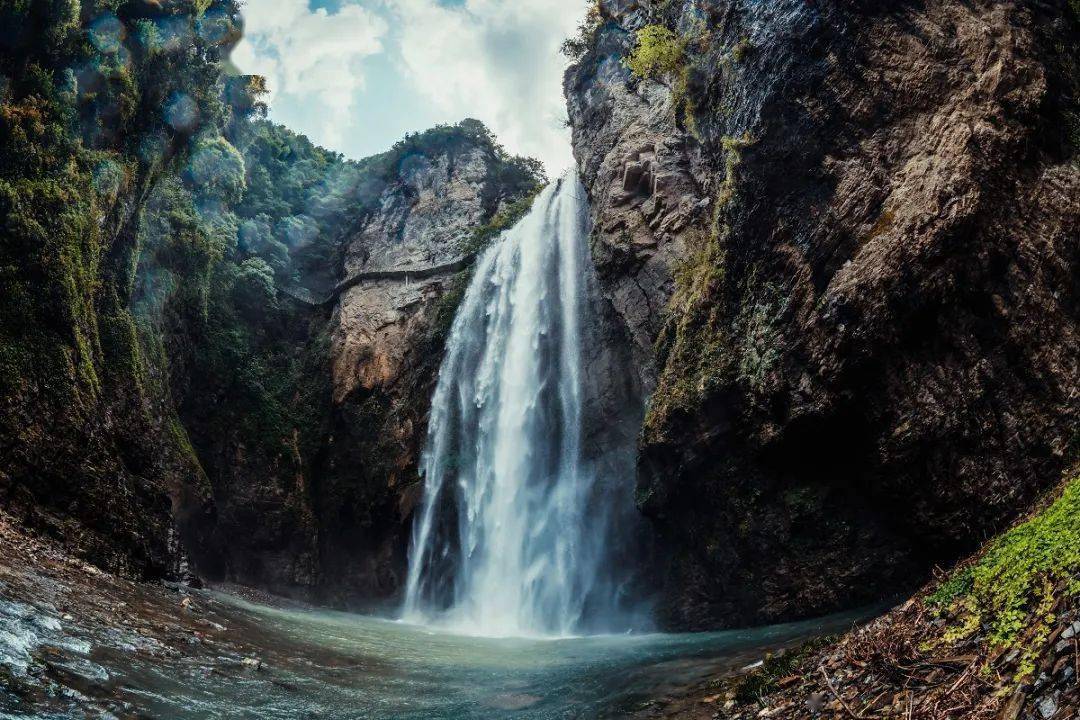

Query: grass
left=733, top=637, right=834, bottom=705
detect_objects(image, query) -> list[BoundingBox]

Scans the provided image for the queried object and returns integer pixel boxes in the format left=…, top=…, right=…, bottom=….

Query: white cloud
left=387, top=0, right=586, bottom=172
left=232, top=0, right=388, bottom=147
left=232, top=0, right=588, bottom=173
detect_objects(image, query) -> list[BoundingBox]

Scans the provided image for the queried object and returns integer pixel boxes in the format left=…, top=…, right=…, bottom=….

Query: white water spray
left=402, top=174, right=641, bottom=637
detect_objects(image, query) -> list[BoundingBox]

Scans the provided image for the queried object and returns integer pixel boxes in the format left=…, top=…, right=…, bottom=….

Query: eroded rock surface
left=311, top=130, right=543, bottom=607
left=566, top=0, right=1080, bottom=629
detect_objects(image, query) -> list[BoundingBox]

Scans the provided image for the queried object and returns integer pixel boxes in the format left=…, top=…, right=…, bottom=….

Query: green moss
left=560, top=0, right=603, bottom=60
left=933, top=474, right=1080, bottom=679
left=458, top=184, right=544, bottom=258
left=431, top=270, right=472, bottom=343
left=731, top=37, right=754, bottom=63
left=643, top=134, right=754, bottom=441
left=626, top=25, right=686, bottom=81
left=735, top=289, right=784, bottom=392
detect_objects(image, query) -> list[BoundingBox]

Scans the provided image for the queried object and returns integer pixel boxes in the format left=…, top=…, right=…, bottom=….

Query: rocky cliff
left=153, top=120, right=543, bottom=607
left=307, top=123, right=544, bottom=606
left=565, top=0, right=1080, bottom=630
left=0, top=0, right=246, bottom=580
left=0, top=2, right=543, bottom=607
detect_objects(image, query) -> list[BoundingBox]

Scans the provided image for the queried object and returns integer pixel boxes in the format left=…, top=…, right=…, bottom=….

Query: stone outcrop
left=314, top=136, right=539, bottom=606
left=566, top=0, right=1080, bottom=629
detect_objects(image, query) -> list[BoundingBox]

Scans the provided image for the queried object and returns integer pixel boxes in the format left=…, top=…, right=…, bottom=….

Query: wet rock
left=1037, top=692, right=1059, bottom=719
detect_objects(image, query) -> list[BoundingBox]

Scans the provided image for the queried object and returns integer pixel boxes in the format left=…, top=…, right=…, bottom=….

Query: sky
left=231, top=0, right=590, bottom=174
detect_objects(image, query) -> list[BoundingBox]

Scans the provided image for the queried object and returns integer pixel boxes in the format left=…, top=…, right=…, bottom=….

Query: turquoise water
left=88, top=594, right=860, bottom=719
left=1, top=583, right=869, bottom=719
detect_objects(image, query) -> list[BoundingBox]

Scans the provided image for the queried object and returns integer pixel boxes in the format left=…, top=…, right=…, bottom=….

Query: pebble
left=1037, top=692, right=1059, bottom=719
left=1062, top=621, right=1080, bottom=640
left=241, top=657, right=262, bottom=670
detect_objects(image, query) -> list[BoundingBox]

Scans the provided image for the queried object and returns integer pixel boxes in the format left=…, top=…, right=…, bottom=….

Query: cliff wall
left=565, top=0, right=1080, bottom=629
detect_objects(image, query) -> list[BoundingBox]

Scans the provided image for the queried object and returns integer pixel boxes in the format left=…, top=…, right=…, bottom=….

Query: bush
left=626, top=25, right=685, bottom=80
left=961, top=476, right=1080, bottom=647
left=230, top=257, right=277, bottom=317
left=561, top=1, right=603, bottom=60
left=185, top=135, right=246, bottom=203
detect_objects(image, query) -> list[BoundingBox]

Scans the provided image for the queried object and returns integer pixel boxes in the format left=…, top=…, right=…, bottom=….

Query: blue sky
left=232, top=0, right=589, bottom=172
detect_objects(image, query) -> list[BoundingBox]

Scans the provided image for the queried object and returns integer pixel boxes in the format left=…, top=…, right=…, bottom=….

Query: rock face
left=0, top=0, right=241, bottom=582
left=314, top=134, right=541, bottom=607
left=163, top=122, right=545, bottom=608
left=566, top=0, right=1080, bottom=629
left=332, top=148, right=496, bottom=407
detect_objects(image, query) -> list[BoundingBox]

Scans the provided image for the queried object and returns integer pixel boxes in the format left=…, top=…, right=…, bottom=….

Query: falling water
left=402, top=174, right=642, bottom=637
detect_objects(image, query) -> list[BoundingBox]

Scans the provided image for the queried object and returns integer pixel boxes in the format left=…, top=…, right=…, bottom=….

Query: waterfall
left=401, top=174, right=643, bottom=637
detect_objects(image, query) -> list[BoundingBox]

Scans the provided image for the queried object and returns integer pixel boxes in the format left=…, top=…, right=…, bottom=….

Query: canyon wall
left=565, top=0, right=1080, bottom=629
left=164, top=121, right=544, bottom=607
left=0, top=1, right=544, bottom=608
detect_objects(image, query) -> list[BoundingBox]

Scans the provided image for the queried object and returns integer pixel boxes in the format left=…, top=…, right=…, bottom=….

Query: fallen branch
left=820, top=666, right=862, bottom=719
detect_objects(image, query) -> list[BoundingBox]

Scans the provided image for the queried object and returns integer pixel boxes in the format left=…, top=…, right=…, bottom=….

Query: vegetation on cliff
left=931, top=474, right=1080, bottom=674
left=0, top=0, right=247, bottom=576
left=0, top=0, right=544, bottom=597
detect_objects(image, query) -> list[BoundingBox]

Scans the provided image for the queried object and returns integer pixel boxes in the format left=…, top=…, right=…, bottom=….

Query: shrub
left=561, top=1, right=603, bottom=60
left=962, top=476, right=1080, bottom=647
left=931, top=473, right=1080, bottom=684
left=185, top=135, right=246, bottom=203
left=626, top=25, right=685, bottom=81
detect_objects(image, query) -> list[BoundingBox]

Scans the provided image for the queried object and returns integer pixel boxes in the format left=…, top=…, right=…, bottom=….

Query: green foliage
left=927, top=567, right=973, bottom=608
left=430, top=270, right=472, bottom=345
left=230, top=257, right=277, bottom=318
left=362, top=119, right=546, bottom=200
left=458, top=184, right=544, bottom=258
left=561, top=1, right=603, bottom=60
left=929, top=474, right=1080, bottom=684
left=643, top=134, right=753, bottom=441
left=733, top=637, right=834, bottom=705
left=186, top=135, right=246, bottom=203
left=0, top=0, right=246, bottom=570
left=960, top=476, right=1080, bottom=646
left=626, top=25, right=686, bottom=81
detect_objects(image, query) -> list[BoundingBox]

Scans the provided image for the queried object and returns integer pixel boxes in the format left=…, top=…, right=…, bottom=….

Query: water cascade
left=402, top=174, right=642, bottom=637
